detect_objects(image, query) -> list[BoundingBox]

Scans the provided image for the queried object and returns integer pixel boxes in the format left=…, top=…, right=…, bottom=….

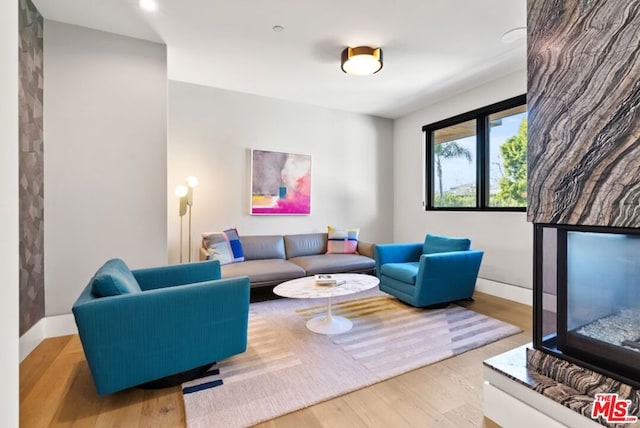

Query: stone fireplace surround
left=484, top=345, right=640, bottom=427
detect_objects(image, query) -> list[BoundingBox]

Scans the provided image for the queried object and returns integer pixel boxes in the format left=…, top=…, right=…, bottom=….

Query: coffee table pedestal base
left=307, top=314, right=352, bottom=334
left=306, top=296, right=353, bottom=335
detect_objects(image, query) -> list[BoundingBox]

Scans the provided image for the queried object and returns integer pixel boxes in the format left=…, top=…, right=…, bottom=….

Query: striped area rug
left=182, top=289, right=521, bottom=427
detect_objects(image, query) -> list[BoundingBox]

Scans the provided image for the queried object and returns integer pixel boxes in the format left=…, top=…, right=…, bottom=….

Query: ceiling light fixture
left=341, top=46, right=383, bottom=75
left=139, top=0, right=158, bottom=12
left=501, top=27, right=526, bottom=43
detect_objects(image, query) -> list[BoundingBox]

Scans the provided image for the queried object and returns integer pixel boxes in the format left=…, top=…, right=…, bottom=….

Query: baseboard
left=475, top=277, right=532, bottom=306
left=19, top=318, right=44, bottom=363
left=19, top=313, right=77, bottom=362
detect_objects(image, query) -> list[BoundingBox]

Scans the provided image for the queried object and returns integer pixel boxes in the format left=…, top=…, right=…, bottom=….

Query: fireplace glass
left=535, top=224, right=640, bottom=387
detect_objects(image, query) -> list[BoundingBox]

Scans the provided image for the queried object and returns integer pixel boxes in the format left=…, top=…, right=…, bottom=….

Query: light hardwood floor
left=20, top=292, right=531, bottom=427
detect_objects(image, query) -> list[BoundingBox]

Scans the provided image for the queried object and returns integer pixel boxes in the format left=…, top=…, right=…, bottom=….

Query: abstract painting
left=250, top=149, right=311, bottom=215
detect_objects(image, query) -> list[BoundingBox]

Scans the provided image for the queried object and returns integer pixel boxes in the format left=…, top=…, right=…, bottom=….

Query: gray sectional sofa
left=200, top=233, right=375, bottom=288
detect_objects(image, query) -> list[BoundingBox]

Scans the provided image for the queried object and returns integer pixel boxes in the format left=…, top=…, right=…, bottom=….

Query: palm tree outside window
left=432, top=118, right=476, bottom=208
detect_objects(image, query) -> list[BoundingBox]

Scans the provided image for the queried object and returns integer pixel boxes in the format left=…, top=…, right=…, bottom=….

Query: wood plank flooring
left=20, top=292, right=531, bottom=427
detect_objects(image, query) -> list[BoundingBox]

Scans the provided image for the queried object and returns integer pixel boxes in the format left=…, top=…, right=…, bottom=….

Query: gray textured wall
left=527, top=0, right=640, bottom=226
left=19, top=0, right=44, bottom=335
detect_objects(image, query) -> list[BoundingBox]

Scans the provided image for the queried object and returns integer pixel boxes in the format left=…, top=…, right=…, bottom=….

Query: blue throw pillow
left=423, top=234, right=471, bottom=254
left=91, top=258, right=142, bottom=297
left=224, top=228, right=245, bottom=262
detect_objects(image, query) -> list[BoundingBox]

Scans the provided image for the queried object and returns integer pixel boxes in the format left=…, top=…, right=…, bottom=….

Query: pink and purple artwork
left=250, top=149, right=311, bottom=215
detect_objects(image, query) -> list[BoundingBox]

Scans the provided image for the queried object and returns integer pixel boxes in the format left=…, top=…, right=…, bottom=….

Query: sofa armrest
left=72, top=275, right=249, bottom=395
left=356, top=241, right=375, bottom=258
left=374, top=243, right=423, bottom=277
left=415, top=250, right=484, bottom=304
left=199, top=247, right=209, bottom=261
left=132, top=260, right=221, bottom=291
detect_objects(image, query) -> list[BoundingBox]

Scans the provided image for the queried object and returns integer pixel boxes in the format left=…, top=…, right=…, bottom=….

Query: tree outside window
left=489, top=106, right=528, bottom=207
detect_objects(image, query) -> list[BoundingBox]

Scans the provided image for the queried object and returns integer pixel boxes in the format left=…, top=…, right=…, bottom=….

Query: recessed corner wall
left=44, top=21, right=168, bottom=316
left=527, top=1, right=640, bottom=227
left=167, top=81, right=394, bottom=263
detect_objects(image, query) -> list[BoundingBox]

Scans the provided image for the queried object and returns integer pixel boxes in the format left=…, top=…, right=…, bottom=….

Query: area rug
left=182, top=289, right=521, bottom=427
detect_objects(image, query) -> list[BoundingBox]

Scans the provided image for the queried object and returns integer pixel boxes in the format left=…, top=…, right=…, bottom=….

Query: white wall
left=0, top=0, right=20, bottom=424
left=393, top=70, right=532, bottom=288
left=168, top=81, right=394, bottom=263
left=44, top=21, right=168, bottom=316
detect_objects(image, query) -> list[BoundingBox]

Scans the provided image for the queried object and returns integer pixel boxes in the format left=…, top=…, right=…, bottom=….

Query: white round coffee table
left=273, top=273, right=380, bottom=335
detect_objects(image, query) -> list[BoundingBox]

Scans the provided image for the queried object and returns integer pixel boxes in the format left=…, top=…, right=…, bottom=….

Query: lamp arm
left=179, top=196, right=187, bottom=216
left=187, top=187, right=194, bottom=206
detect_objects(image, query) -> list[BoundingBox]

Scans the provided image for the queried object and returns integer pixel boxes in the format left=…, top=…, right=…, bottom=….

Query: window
left=423, top=95, right=527, bottom=211
left=432, top=119, right=477, bottom=208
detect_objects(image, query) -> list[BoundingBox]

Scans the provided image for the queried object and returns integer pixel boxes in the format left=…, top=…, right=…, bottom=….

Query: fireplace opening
left=534, top=224, right=640, bottom=388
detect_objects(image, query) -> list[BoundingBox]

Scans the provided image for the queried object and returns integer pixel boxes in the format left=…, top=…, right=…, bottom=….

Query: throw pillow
left=202, top=229, right=245, bottom=265
left=327, top=225, right=359, bottom=254
left=223, top=228, right=245, bottom=262
left=91, top=258, right=142, bottom=297
left=423, top=233, right=471, bottom=254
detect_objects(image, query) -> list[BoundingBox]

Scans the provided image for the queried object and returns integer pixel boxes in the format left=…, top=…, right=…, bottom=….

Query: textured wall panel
left=19, top=0, right=44, bottom=335
left=527, top=0, right=640, bottom=226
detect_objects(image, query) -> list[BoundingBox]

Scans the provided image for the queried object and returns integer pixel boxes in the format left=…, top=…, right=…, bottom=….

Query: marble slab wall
left=19, top=0, right=44, bottom=335
left=527, top=0, right=640, bottom=226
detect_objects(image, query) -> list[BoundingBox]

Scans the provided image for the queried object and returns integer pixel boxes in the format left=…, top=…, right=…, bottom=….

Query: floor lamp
left=185, top=176, right=198, bottom=262
left=175, top=185, right=188, bottom=263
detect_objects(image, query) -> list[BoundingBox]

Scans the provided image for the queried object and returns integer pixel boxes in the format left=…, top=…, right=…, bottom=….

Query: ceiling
left=32, top=0, right=527, bottom=119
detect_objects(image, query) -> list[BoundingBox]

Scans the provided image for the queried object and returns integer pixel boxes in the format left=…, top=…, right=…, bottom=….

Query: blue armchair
left=374, top=234, right=483, bottom=307
left=72, top=258, right=250, bottom=396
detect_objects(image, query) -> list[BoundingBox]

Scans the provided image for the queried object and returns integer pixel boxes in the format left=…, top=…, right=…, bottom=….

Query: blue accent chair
left=72, top=258, right=250, bottom=396
left=374, top=234, right=483, bottom=307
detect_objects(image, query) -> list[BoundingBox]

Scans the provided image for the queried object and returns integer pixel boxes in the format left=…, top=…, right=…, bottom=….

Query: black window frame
left=423, top=94, right=527, bottom=212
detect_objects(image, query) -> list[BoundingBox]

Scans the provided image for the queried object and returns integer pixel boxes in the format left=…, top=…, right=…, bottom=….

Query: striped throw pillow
left=202, top=228, right=245, bottom=264
left=327, top=226, right=359, bottom=254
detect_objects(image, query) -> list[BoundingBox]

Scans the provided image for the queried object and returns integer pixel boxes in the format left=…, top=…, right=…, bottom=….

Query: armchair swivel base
left=138, top=363, right=212, bottom=389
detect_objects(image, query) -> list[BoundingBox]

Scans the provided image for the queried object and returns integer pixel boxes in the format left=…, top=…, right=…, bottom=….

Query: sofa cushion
left=284, top=233, right=327, bottom=258
left=379, top=275, right=419, bottom=299
left=380, top=262, right=420, bottom=285
left=288, top=254, right=375, bottom=275
left=326, top=226, right=359, bottom=254
left=221, top=259, right=305, bottom=284
left=91, top=258, right=141, bottom=297
left=423, top=234, right=470, bottom=255
left=239, top=235, right=286, bottom=260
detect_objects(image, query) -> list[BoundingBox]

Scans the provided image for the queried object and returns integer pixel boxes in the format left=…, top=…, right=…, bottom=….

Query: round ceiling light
left=139, top=0, right=158, bottom=12
left=341, top=46, right=383, bottom=75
